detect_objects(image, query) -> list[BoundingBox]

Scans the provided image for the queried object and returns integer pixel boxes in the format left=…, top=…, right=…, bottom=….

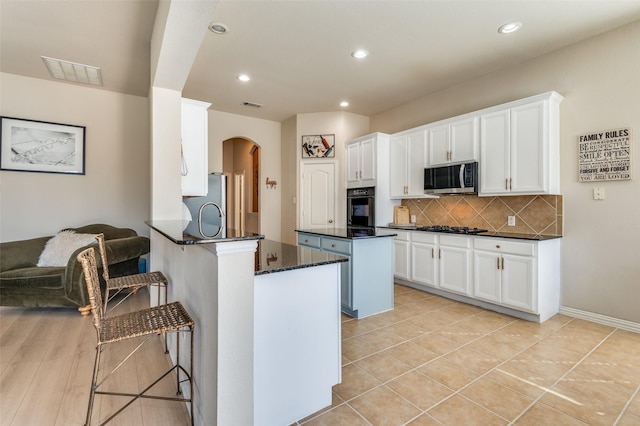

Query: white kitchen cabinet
left=392, top=230, right=410, bottom=280
left=409, top=232, right=471, bottom=295
left=390, top=128, right=427, bottom=198
left=346, top=135, right=376, bottom=187
left=387, top=228, right=561, bottom=322
left=345, top=133, right=398, bottom=226
left=479, top=92, right=563, bottom=196
left=410, top=232, right=437, bottom=286
left=427, top=116, right=478, bottom=166
left=181, top=98, right=212, bottom=196
left=437, top=235, right=473, bottom=296
left=474, top=238, right=536, bottom=313
left=376, top=228, right=410, bottom=279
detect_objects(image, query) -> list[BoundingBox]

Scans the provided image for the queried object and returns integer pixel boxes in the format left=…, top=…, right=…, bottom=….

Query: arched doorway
left=222, top=138, right=260, bottom=233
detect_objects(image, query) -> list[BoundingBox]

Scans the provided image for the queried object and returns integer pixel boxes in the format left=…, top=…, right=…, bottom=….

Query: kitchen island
left=296, top=227, right=396, bottom=318
left=147, top=221, right=346, bottom=426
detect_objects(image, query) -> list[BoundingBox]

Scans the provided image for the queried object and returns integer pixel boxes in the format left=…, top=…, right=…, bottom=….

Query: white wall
left=371, top=21, right=640, bottom=323
left=208, top=110, right=281, bottom=241
left=279, top=112, right=369, bottom=244
left=295, top=111, right=370, bottom=228
left=0, top=72, right=150, bottom=241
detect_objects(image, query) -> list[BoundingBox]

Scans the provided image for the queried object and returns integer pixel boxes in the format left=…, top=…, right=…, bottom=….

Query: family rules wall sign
left=578, top=128, right=631, bottom=182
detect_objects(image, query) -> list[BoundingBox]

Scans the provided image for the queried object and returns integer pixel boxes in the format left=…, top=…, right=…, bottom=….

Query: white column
left=214, top=241, right=257, bottom=426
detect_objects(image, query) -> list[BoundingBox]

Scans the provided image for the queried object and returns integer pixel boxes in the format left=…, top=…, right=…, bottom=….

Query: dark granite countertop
left=379, top=225, right=562, bottom=241
left=146, top=220, right=264, bottom=244
left=255, top=239, right=348, bottom=276
left=296, top=227, right=396, bottom=239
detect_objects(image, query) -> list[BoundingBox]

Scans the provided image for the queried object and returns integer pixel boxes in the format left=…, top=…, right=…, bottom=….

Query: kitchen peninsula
left=296, top=227, right=395, bottom=318
left=147, top=220, right=346, bottom=426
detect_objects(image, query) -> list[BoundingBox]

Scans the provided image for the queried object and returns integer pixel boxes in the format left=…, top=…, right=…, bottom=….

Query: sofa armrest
left=0, top=237, right=51, bottom=272
left=64, top=236, right=151, bottom=306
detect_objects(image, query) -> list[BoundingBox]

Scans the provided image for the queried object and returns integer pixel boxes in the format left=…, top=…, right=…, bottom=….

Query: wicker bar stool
left=78, top=247, right=194, bottom=426
left=95, top=233, right=168, bottom=315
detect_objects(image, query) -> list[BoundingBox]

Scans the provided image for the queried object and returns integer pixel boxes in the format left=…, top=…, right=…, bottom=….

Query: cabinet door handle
left=431, top=248, right=434, bottom=258
left=497, top=257, right=500, bottom=270
left=501, top=257, right=505, bottom=270
left=438, top=249, right=441, bottom=259
left=505, top=178, right=509, bottom=190
left=331, top=244, right=336, bottom=248
left=328, top=219, right=333, bottom=224
left=510, top=178, right=513, bottom=190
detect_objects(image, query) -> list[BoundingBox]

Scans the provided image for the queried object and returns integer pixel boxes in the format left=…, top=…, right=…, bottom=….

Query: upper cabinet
left=390, top=127, right=427, bottom=198
left=346, top=135, right=376, bottom=187
left=181, top=98, right=212, bottom=196
left=479, top=92, right=563, bottom=196
left=427, top=116, right=479, bottom=166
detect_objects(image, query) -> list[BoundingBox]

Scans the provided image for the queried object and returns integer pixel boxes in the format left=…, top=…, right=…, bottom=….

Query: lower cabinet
left=438, top=235, right=473, bottom=296
left=410, top=232, right=472, bottom=296
left=392, top=231, right=410, bottom=280
left=297, top=232, right=394, bottom=318
left=410, top=232, right=437, bottom=286
left=473, top=238, right=536, bottom=313
left=388, top=229, right=560, bottom=322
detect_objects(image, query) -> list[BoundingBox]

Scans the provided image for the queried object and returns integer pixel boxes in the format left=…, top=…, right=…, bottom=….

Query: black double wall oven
left=347, top=187, right=375, bottom=232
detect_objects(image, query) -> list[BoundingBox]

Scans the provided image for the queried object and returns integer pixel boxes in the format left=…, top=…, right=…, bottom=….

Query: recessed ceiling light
left=237, top=74, right=251, bottom=82
left=41, top=56, right=103, bottom=86
left=498, top=22, right=522, bottom=34
left=340, top=101, right=349, bottom=107
left=351, top=49, right=369, bottom=59
left=209, top=22, right=229, bottom=34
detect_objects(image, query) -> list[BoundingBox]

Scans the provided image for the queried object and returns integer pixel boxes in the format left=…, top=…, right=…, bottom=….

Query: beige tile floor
left=297, top=284, right=640, bottom=426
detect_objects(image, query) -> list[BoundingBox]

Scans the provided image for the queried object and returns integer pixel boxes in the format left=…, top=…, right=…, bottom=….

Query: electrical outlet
left=593, top=187, right=605, bottom=200
left=508, top=216, right=516, bottom=227
left=410, top=215, right=416, bottom=223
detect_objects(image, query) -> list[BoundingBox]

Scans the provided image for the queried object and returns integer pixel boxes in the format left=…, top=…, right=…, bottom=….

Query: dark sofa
left=0, top=224, right=150, bottom=314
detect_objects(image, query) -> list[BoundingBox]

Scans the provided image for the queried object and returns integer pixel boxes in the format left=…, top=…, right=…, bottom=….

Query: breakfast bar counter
left=148, top=222, right=345, bottom=425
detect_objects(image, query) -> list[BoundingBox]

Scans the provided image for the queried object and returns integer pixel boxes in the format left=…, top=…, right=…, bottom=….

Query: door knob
left=328, top=219, right=333, bottom=224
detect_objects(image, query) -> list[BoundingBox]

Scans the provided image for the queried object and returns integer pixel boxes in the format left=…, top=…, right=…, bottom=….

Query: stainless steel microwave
left=424, top=162, right=478, bottom=195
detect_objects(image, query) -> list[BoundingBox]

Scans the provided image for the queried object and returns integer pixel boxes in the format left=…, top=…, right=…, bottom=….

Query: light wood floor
left=0, top=288, right=191, bottom=426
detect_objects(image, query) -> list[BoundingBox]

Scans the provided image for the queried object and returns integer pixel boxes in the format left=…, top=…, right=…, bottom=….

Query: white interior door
left=301, top=163, right=335, bottom=230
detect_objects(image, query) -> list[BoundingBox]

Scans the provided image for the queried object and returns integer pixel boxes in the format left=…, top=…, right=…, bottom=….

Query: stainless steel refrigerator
left=182, top=172, right=227, bottom=238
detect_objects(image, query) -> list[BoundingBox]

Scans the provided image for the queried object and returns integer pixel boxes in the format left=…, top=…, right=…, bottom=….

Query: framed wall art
left=578, top=128, right=631, bottom=182
left=302, top=134, right=335, bottom=158
left=0, top=116, right=86, bottom=175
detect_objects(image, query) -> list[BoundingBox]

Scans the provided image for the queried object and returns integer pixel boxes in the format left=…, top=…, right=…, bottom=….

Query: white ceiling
left=2, top=1, right=640, bottom=122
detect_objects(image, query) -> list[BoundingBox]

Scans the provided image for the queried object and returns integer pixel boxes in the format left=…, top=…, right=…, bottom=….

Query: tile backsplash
left=402, top=194, right=563, bottom=236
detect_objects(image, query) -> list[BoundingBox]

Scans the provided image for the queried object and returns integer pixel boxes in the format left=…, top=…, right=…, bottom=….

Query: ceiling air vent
left=242, top=101, right=263, bottom=108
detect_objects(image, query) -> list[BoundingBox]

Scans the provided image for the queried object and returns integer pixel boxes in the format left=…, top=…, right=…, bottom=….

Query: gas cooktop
left=417, top=225, right=488, bottom=235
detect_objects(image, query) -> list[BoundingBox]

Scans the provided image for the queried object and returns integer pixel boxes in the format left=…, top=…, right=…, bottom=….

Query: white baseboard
left=559, top=306, right=640, bottom=334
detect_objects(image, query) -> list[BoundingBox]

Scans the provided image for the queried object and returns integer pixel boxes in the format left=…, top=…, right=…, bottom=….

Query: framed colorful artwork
left=302, top=134, right=335, bottom=158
